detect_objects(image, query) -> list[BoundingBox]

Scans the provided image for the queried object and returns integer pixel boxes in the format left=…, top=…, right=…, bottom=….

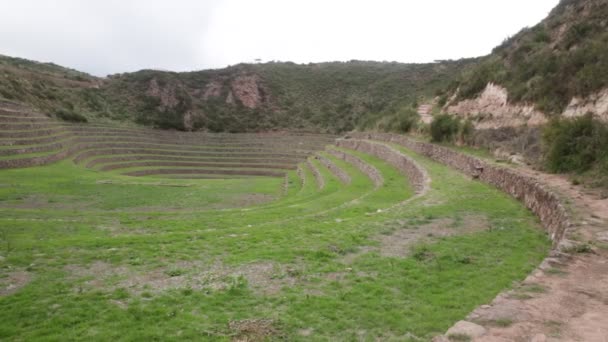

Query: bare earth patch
left=229, top=319, right=280, bottom=342
left=341, top=215, right=490, bottom=262
left=0, top=270, right=31, bottom=296
left=65, top=260, right=297, bottom=297
left=229, top=193, right=275, bottom=208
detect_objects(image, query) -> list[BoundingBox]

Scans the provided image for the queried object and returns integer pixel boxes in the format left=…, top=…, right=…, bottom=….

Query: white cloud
left=0, top=0, right=559, bottom=76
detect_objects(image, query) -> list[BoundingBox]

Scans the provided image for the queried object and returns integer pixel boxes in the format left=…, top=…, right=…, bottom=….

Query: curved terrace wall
left=350, top=132, right=570, bottom=248
left=326, top=147, right=383, bottom=188
left=335, top=138, right=428, bottom=194
left=314, top=154, right=351, bottom=184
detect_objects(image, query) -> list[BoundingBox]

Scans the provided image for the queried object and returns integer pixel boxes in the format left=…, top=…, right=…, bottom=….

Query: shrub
left=458, top=119, right=475, bottom=144
left=391, top=107, right=419, bottom=133
left=430, top=114, right=461, bottom=142
left=542, top=113, right=608, bottom=173
left=54, top=108, right=88, bottom=123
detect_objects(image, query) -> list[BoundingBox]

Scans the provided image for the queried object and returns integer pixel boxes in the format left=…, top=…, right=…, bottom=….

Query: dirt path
left=441, top=168, right=608, bottom=341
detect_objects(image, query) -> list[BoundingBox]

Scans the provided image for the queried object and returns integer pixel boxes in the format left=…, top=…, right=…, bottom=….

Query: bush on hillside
left=458, top=119, right=475, bottom=144
left=54, top=108, right=88, bottom=123
left=430, top=114, right=461, bottom=142
left=542, top=113, right=608, bottom=173
left=391, top=107, right=419, bottom=133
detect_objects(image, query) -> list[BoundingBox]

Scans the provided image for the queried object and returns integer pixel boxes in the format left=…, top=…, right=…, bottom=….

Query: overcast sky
left=0, top=0, right=559, bottom=76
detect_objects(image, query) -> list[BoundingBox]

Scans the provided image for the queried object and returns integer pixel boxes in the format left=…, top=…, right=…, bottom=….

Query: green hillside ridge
left=1, top=57, right=474, bottom=132
left=441, top=0, right=608, bottom=114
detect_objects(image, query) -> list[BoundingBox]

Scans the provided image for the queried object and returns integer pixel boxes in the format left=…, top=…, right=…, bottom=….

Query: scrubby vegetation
left=542, top=113, right=608, bottom=186
left=431, top=114, right=461, bottom=142
left=430, top=114, right=473, bottom=144
left=53, top=108, right=88, bottom=123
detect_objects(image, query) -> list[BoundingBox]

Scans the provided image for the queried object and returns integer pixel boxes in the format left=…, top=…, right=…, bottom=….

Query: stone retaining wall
left=0, top=150, right=71, bottom=169
left=296, top=165, right=305, bottom=189
left=0, top=141, right=66, bottom=156
left=306, top=159, right=325, bottom=189
left=335, top=139, right=428, bottom=194
left=123, top=168, right=285, bottom=178
left=73, top=149, right=306, bottom=164
left=0, top=133, right=72, bottom=147
left=350, top=132, right=570, bottom=247
left=314, top=153, right=351, bottom=184
left=98, top=161, right=295, bottom=172
left=86, top=155, right=302, bottom=168
left=0, top=127, right=66, bottom=139
left=326, top=148, right=383, bottom=188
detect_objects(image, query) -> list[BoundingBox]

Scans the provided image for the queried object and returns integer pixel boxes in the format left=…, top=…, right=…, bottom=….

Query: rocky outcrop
left=197, top=74, right=268, bottom=109
left=146, top=78, right=181, bottom=110
left=562, top=88, right=608, bottom=122
left=230, top=74, right=265, bottom=109
left=202, top=80, right=223, bottom=100
left=446, top=83, right=547, bottom=129
left=350, top=132, right=571, bottom=248
left=446, top=83, right=608, bottom=129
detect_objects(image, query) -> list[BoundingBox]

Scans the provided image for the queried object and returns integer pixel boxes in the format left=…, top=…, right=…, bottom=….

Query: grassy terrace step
left=0, top=150, right=68, bottom=169
left=0, top=132, right=73, bottom=146
left=0, top=109, right=49, bottom=118
left=72, top=148, right=310, bottom=164
left=122, top=168, right=286, bottom=178
left=327, top=146, right=383, bottom=188
left=66, top=142, right=319, bottom=154
left=0, top=122, right=62, bottom=130
left=0, top=134, right=329, bottom=152
left=98, top=161, right=296, bottom=172
left=0, top=141, right=67, bottom=156
left=0, top=115, right=51, bottom=123
left=0, top=126, right=68, bottom=139
left=71, top=136, right=328, bottom=149
left=66, top=130, right=334, bottom=144
left=65, top=125, right=337, bottom=140
left=306, top=157, right=325, bottom=189
left=315, top=152, right=351, bottom=184
left=85, top=155, right=304, bottom=168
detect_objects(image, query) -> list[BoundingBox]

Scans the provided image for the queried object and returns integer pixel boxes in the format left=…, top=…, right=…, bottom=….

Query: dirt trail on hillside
left=464, top=169, right=608, bottom=342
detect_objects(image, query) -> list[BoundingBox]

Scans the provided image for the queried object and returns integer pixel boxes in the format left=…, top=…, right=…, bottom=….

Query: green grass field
left=0, top=143, right=549, bottom=341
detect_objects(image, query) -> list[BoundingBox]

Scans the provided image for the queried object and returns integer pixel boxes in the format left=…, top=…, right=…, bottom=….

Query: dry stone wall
left=326, top=148, right=383, bottom=188
left=123, top=168, right=284, bottom=177
left=314, top=154, right=351, bottom=184
left=350, top=132, right=570, bottom=247
left=306, top=159, right=325, bottom=190
left=335, top=139, right=428, bottom=194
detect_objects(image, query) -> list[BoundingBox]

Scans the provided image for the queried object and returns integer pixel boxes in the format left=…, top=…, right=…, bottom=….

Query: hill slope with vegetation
left=0, top=55, right=473, bottom=133
left=441, top=0, right=608, bottom=114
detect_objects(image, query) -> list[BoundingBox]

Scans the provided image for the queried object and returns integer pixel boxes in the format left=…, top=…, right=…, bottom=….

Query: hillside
left=442, top=0, right=608, bottom=121
left=0, top=56, right=474, bottom=133
left=101, top=60, right=476, bottom=133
